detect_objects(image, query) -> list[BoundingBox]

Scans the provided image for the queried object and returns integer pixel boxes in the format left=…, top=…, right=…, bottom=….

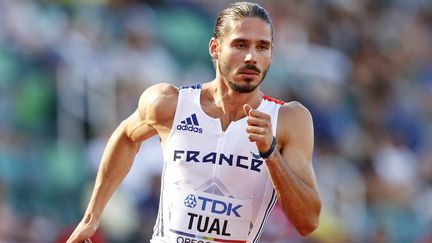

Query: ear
left=270, top=43, right=274, bottom=64
left=209, top=37, right=219, bottom=59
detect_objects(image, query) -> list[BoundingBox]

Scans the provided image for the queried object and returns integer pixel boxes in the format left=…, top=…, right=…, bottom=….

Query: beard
left=219, top=62, right=269, bottom=93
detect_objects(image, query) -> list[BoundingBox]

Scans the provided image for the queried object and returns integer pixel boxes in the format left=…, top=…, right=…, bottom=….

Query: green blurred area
left=0, top=0, right=431, bottom=242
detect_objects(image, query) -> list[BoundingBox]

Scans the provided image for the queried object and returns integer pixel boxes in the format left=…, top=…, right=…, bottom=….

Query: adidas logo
left=176, top=113, right=203, bottom=133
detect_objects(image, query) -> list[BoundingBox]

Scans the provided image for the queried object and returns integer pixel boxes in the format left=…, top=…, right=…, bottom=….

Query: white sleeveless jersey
left=151, top=84, right=283, bottom=243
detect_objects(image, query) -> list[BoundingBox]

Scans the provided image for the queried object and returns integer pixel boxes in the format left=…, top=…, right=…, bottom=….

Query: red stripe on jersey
left=263, top=95, right=285, bottom=105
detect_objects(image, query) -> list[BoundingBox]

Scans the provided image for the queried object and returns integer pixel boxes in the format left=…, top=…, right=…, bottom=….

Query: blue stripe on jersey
left=170, top=229, right=196, bottom=238
left=160, top=172, right=166, bottom=237
left=252, top=189, right=277, bottom=243
left=179, top=83, right=202, bottom=90
left=154, top=162, right=168, bottom=238
left=191, top=114, right=199, bottom=126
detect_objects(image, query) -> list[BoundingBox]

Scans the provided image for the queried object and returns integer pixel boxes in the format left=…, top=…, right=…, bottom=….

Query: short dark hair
left=213, top=2, right=273, bottom=41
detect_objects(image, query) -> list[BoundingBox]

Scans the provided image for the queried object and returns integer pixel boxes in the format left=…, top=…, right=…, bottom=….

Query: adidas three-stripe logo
left=176, top=113, right=203, bottom=133
left=181, top=113, right=199, bottom=126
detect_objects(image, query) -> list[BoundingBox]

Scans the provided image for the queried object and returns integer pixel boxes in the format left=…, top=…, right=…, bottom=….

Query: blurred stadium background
left=0, top=0, right=432, bottom=242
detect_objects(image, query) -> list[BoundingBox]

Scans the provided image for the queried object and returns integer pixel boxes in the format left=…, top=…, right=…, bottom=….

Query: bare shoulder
left=277, top=101, right=314, bottom=143
left=139, top=83, right=178, bottom=109
left=279, top=101, right=313, bottom=124
left=138, top=83, right=179, bottom=128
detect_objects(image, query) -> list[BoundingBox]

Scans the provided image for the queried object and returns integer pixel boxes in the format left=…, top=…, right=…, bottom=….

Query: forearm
left=83, top=123, right=140, bottom=222
left=265, top=151, right=321, bottom=235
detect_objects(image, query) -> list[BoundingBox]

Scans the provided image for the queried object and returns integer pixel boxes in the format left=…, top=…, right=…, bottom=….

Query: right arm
left=66, top=83, right=178, bottom=243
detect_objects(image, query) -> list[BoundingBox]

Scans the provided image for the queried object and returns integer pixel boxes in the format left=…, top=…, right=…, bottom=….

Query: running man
left=67, top=2, right=321, bottom=243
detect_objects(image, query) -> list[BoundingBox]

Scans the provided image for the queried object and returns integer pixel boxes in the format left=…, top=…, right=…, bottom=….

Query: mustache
left=239, top=64, right=261, bottom=74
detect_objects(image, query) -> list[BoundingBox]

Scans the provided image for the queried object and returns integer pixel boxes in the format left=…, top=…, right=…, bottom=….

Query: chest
left=163, top=112, right=269, bottom=197
left=167, top=113, right=263, bottom=168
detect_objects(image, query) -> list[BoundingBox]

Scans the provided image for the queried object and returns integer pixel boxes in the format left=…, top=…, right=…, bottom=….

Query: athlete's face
left=212, top=17, right=273, bottom=93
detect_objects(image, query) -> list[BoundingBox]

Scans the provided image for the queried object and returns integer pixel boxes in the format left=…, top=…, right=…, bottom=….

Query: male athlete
left=67, top=2, right=321, bottom=243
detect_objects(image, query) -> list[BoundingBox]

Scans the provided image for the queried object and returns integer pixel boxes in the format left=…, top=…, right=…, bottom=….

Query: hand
left=66, top=219, right=99, bottom=243
left=243, top=104, right=274, bottom=153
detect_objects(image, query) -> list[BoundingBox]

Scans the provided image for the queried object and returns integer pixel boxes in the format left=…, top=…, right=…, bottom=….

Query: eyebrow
left=258, top=40, right=271, bottom=46
left=231, top=38, right=272, bottom=46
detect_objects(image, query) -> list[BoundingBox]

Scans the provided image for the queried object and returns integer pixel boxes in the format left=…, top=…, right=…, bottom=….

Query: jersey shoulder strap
left=263, top=95, right=285, bottom=105
left=179, top=83, right=202, bottom=90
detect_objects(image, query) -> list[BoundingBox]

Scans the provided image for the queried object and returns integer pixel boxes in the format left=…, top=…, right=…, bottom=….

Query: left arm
left=244, top=102, right=321, bottom=236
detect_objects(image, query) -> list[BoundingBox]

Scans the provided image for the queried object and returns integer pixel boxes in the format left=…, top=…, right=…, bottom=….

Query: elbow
left=296, top=217, right=319, bottom=236
left=291, top=201, right=321, bottom=236
left=280, top=191, right=322, bottom=236
left=298, top=201, right=322, bottom=236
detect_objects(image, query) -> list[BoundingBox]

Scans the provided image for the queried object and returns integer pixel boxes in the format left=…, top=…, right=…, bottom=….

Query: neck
left=203, top=78, right=262, bottom=120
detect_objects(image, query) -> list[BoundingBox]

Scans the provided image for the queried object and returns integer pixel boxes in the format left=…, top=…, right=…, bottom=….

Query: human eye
left=232, top=39, right=248, bottom=49
left=235, top=42, right=246, bottom=49
left=258, top=45, right=268, bottom=51
left=257, top=42, right=270, bottom=51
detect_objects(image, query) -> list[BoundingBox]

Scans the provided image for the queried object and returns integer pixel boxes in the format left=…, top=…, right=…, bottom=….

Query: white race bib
left=166, top=187, right=253, bottom=243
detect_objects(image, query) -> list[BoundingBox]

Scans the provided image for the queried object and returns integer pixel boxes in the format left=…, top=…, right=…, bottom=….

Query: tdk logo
left=184, top=194, right=197, bottom=208
left=177, top=113, right=203, bottom=133
left=185, top=195, right=242, bottom=217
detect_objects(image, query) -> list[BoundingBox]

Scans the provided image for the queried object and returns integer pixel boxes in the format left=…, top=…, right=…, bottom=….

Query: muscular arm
left=267, top=102, right=321, bottom=235
left=67, top=83, right=178, bottom=243
left=244, top=101, right=321, bottom=236
left=79, top=115, right=144, bottom=228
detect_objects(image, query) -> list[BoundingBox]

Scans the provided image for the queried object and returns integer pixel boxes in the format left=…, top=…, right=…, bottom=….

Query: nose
left=244, top=51, right=257, bottom=64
